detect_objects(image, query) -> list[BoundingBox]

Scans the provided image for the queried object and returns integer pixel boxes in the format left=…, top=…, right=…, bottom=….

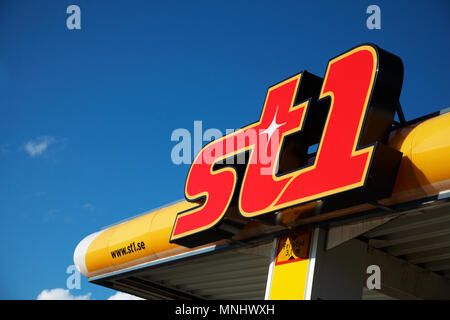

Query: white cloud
left=107, top=291, right=144, bottom=300
left=24, top=136, right=56, bottom=157
left=37, top=288, right=91, bottom=300
left=36, top=288, right=143, bottom=300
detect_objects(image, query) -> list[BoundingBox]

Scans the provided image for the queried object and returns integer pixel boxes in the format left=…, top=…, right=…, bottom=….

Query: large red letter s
left=170, top=75, right=305, bottom=247
left=169, top=138, right=239, bottom=247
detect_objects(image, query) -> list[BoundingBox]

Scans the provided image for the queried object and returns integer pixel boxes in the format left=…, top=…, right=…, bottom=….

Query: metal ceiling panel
left=94, top=242, right=273, bottom=300
left=362, top=201, right=450, bottom=279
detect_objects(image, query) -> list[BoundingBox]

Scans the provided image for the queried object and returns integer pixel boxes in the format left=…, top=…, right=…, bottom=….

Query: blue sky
left=0, top=0, right=449, bottom=299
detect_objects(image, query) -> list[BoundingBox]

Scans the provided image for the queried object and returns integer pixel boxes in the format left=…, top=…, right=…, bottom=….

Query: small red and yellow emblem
left=275, top=231, right=312, bottom=265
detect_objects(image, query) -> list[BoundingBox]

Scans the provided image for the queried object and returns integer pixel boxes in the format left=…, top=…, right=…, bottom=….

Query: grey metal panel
left=386, top=234, right=450, bottom=256
left=362, top=288, right=395, bottom=300
left=364, top=207, right=450, bottom=238
left=362, top=201, right=450, bottom=279
left=424, top=258, right=450, bottom=272
left=108, top=242, right=273, bottom=300
left=370, top=221, right=450, bottom=248
left=406, top=247, right=450, bottom=264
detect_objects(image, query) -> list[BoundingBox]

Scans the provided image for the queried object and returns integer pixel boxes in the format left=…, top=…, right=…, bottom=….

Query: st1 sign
left=170, top=44, right=404, bottom=247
